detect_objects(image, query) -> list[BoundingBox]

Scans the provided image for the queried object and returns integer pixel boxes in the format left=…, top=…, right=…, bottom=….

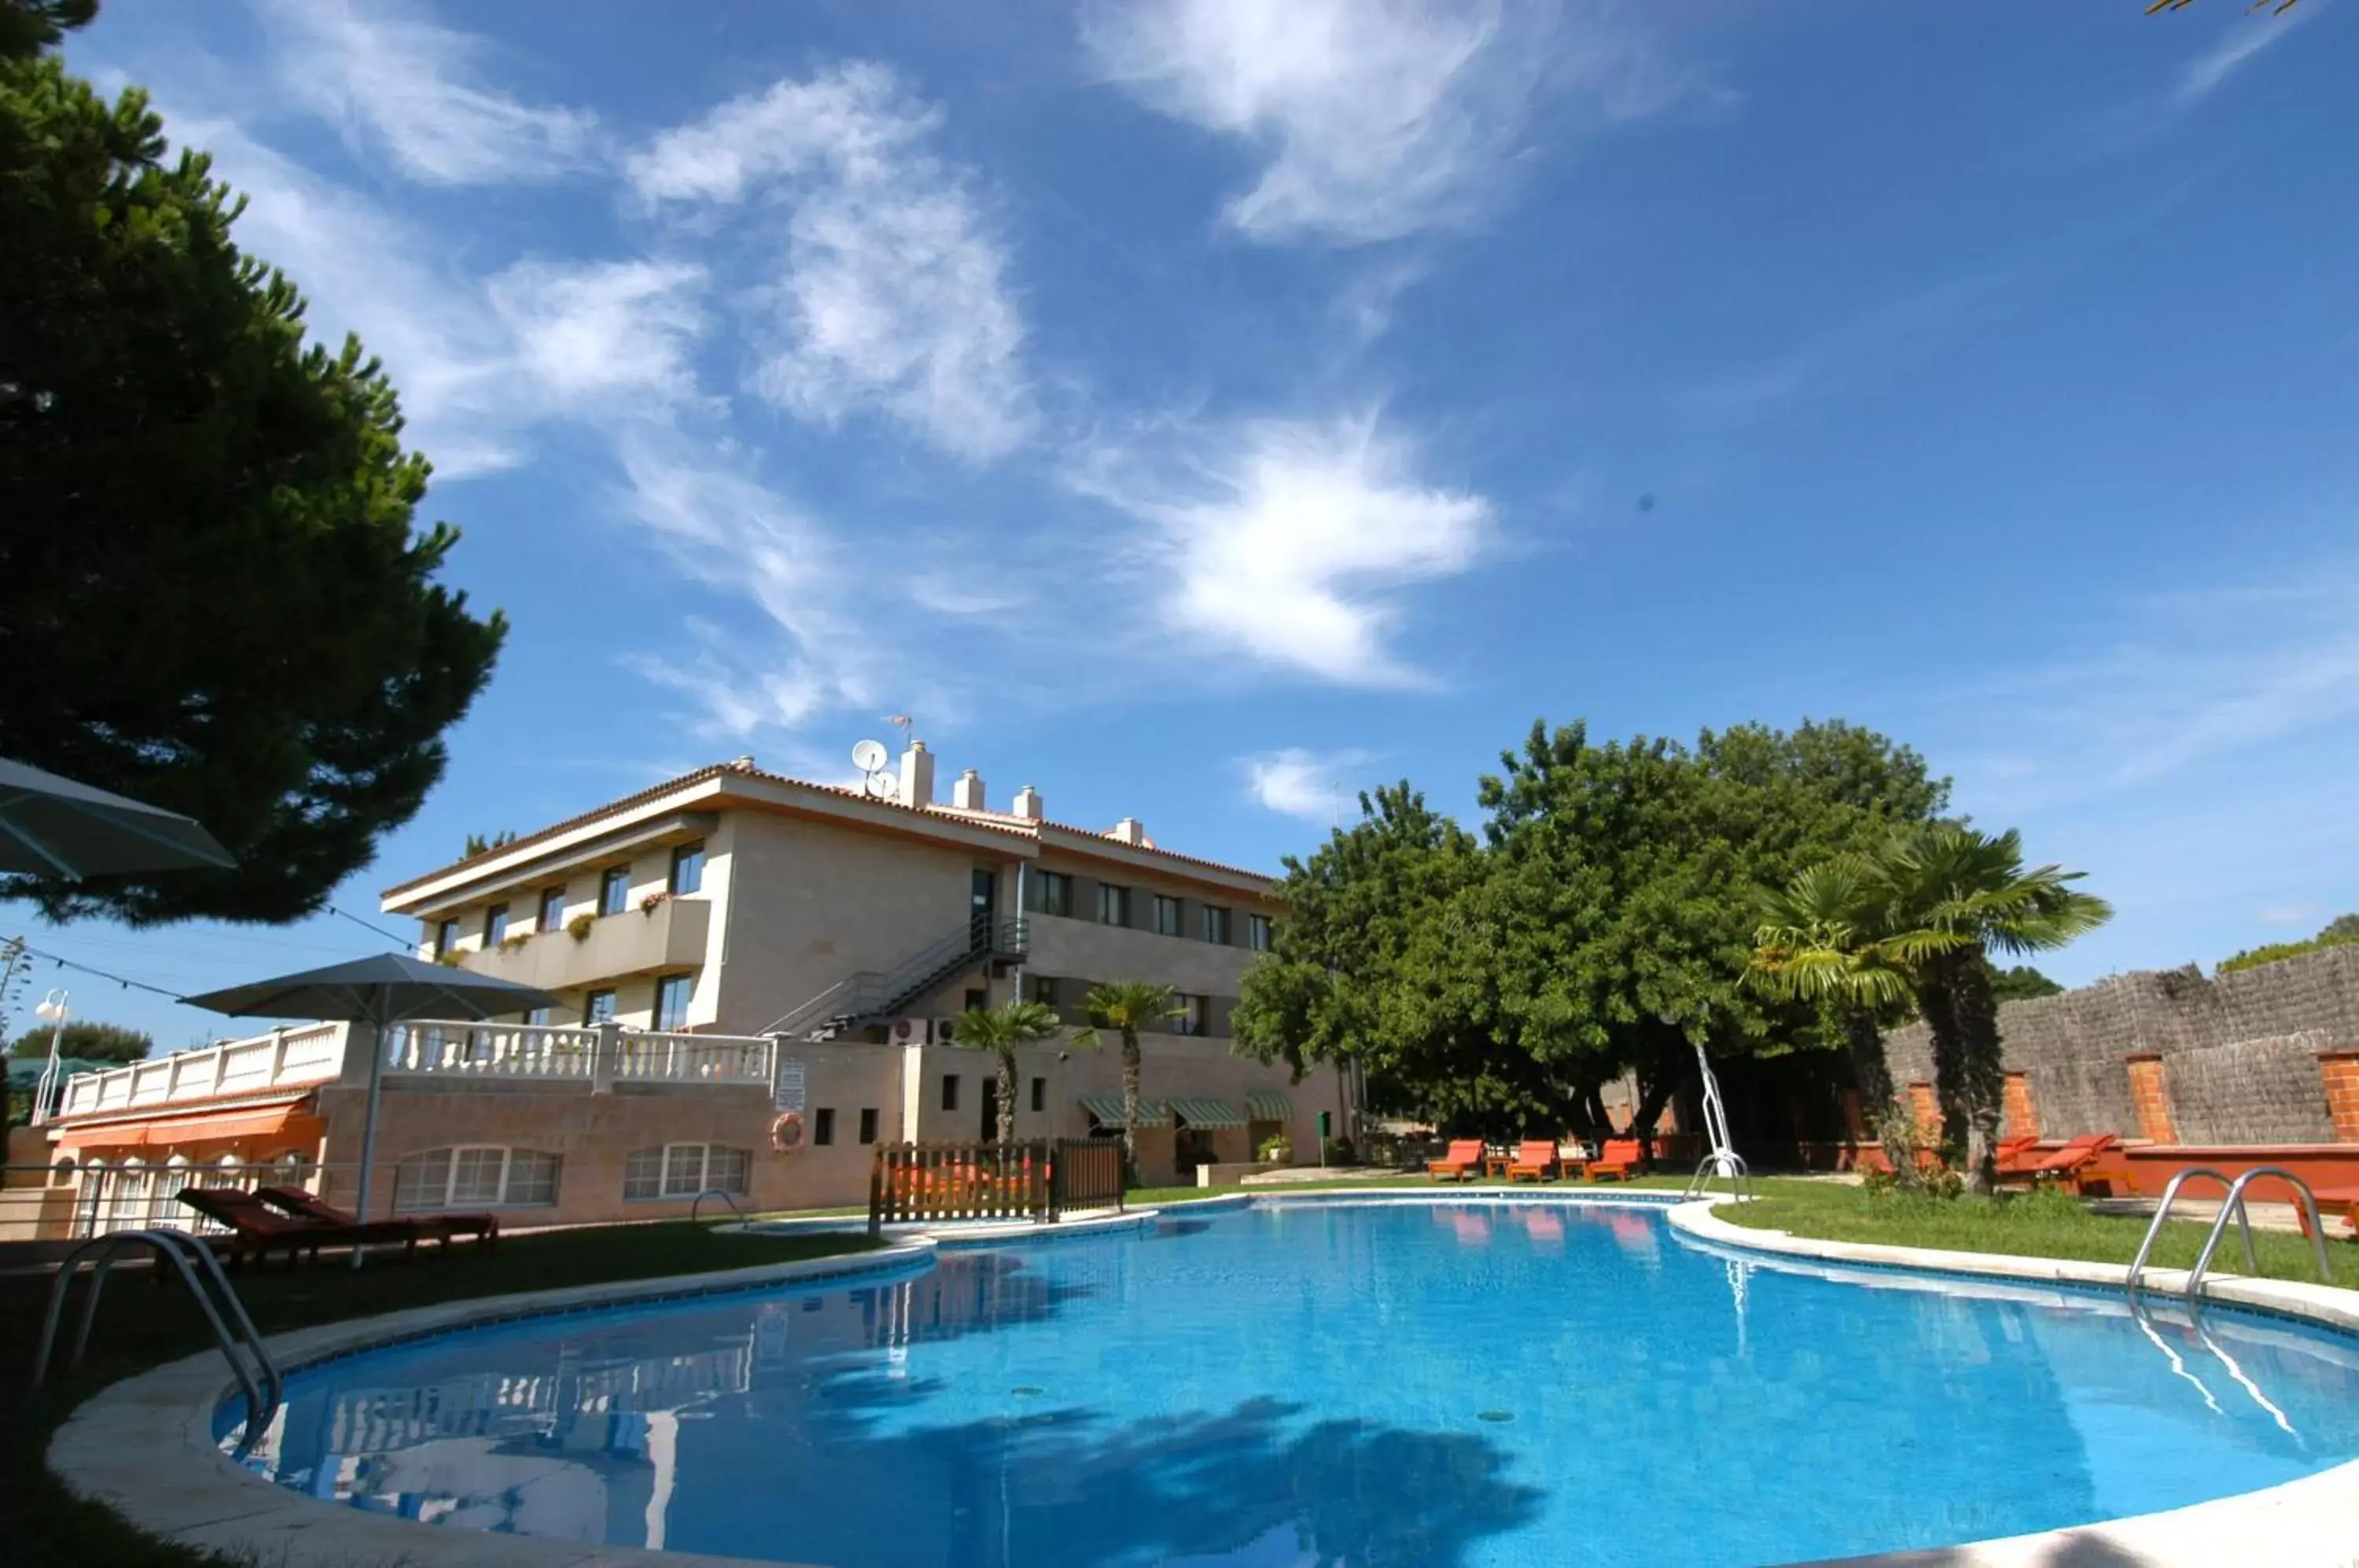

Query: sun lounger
left=2011, top=1132, right=2118, bottom=1190
left=178, top=1187, right=421, bottom=1268
left=1507, top=1139, right=1560, bottom=1182
left=258, top=1185, right=499, bottom=1250
left=2289, top=1186, right=2358, bottom=1243
left=1585, top=1138, right=1644, bottom=1182
left=1992, top=1135, right=2044, bottom=1180
left=1426, top=1139, right=1485, bottom=1182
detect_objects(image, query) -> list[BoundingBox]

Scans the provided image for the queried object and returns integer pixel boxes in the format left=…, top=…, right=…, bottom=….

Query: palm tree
left=953, top=999, right=1062, bottom=1145
left=1072, top=981, right=1181, bottom=1171
left=1749, top=826, right=2111, bottom=1192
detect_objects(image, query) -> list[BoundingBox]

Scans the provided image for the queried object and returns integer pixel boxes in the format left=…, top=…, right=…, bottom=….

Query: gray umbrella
left=184, top=954, right=564, bottom=1264
left=0, top=757, right=237, bottom=877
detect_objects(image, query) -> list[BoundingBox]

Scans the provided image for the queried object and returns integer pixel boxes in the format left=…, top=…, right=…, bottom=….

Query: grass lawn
left=1720, top=1181, right=2359, bottom=1290
left=2, top=1221, right=883, bottom=1568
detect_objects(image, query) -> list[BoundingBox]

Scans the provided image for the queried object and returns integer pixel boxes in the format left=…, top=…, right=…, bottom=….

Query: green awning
left=1245, top=1091, right=1293, bottom=1122
left=1168, top=1097, right=1247, bottom=1129
left=1078, top=1095, right=1169, bottom=1127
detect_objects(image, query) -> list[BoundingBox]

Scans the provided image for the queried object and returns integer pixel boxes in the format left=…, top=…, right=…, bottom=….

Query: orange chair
left=1585, top=1139, right=1645, bottom=1182
left=1992, top=1135, right=2044, bottom=1180
left=1426, top=1139, right=1485, bottom=1182
left=2019, top=1132, right=2118, bottom=1189
left=2291, top=1187, right=2359, bottom=1243
left=1506, top=1139, right=1560, bottom=1182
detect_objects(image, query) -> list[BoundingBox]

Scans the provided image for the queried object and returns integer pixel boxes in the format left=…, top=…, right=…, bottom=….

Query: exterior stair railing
left=765, top=916, right=1029, bottom=1040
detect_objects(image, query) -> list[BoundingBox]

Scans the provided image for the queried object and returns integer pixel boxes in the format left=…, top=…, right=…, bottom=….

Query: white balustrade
left=611, top=1031, right=774, bottom=1085
left=56, top=1022, right=351, bottom=1117
left=382, top=1021, right=598, bottom=1080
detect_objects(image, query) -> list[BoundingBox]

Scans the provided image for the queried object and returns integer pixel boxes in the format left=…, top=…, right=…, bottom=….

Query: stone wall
left=1879, top=944, right=2359, bottom=1145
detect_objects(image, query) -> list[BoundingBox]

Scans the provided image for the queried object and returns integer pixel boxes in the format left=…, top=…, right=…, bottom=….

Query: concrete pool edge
left=43, top=1197, right=2359, bottom=1568
left=46, top=1240, right=938, bottom=1568
left=1669, top=1198, right=2359, bottom=1567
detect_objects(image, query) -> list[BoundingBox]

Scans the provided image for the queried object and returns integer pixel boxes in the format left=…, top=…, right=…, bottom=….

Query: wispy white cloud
left=2259, top=903, right=2320, bottom=928
left=627, top=64, right=1032, bottom=460
left=2176, top=8, right=2313, bottom=105
left=1080, top=413, right=1489, bottom=686
left=1241, top=747, right=1374, bottom=820
left=253, top=0, right=598, bottom=185
left=487, top=258, right=708, bottom=410
left=1080, top=0, right=1701, bottom=245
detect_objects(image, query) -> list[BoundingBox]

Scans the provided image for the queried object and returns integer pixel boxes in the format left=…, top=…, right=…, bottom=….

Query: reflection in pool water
left=228, top=1201, right=2359, bottom=1568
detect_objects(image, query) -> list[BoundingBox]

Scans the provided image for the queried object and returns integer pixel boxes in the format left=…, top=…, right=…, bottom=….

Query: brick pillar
left=1840, top=1088, right=1866, bottom=1142
left=2000, top=1072, right=2039, bottom=1140
left=2318, top=1049, right=2359, bottom=1145
left=2125, top=1053, right=2175, bottom=1145
left=1905, top=1081, right=1938, bottom=1130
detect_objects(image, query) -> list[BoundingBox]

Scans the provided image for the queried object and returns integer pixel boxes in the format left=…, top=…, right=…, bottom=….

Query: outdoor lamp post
left=31, top=988, right=68, bottom=1126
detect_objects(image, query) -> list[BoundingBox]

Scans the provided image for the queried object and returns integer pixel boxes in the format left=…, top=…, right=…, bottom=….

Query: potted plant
left=640, top=890, right=672, bottom=915
left=566, top=912, right=596, bottom=942
left=1257, top=1133, right=1294, bottom=1165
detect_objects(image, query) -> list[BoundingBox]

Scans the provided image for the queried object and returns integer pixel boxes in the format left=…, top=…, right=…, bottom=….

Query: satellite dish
left=865, top=771, right=900, bottom=800
left=851, top=738, right=889, bottom=773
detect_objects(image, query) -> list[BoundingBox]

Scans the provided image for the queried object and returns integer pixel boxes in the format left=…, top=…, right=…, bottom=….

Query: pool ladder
left=2124, top=1165, right=2334, bottom=1303
left=30, top=1228, right=284, bottom=1452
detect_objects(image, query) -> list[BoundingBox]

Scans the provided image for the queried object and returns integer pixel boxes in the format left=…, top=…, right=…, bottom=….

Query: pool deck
left=44, top=1188, right=2359, bottom=1568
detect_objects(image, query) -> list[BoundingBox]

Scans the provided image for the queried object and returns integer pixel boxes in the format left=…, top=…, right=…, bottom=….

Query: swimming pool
left=224, top=1198, right=2359, bottom=1567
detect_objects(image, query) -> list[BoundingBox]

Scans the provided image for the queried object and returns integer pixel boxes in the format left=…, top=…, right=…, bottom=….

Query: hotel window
left=397, top=1147, right=560, bottom=1211
left=1177, top=994, right=1207, bottom=1036
left=1247, top=913, right=1273, bottom=951
left=812, top=1108, right=836, bottom=1147
left=484, top=903, right=509, bottom=944
left=858, top=1108, right=879, bottom=1144
left=524, top=1006, right=554, bottom=1027
left=539, top=885, right=566, bottom=930
left=1201, top=905, right=1233, bottom=944
left=1035, top=871, right=1073, bottom=917
left=1096, top=883, right=1129, bottom=925
left=941, top=1073, right=960, bottom=1111
left=1154, top=895, right=1183, bottom=936
left=433, top=918, right=458, bottom=957
left=1030, top=1077, right=1046, bottom=1113
left=599, top=866, right=630, bottom=917
left=583, top=989, right=617, bottom=1026
left=653, top=974, right=693, bottom=1032
left=669, top=841, right=705, bottom=896
left=623, top=1143, right=749, bottom=1201
left=1029, top=974, right=1058, bottom=1007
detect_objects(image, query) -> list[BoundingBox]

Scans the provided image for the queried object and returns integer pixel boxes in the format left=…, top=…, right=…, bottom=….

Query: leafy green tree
left=6, top=1018, right=151, bottom=1061
left=1989, top=964, right=2064, bottom=1003
left=1072, top=981, right=1179, bottom=1170
left=2219, top=915, right=2359, bottom=974
left=462, top=830, right=518, bottom=859
left=1753, top=826, right=2110, bottom=1191
left=952, top=999, right=1061, bottom=1144
left=1473, top=720, right=1949, bottom=1148
left=0, top=7, right=504, bottom=925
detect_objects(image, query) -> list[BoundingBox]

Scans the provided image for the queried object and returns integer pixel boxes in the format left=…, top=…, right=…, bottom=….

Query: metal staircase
left=765, top=916, right=1029, bottom=1040
left=2125, top=1165, right=2333, bottom=1301
left=33, top=1228, right=285, bottom=1452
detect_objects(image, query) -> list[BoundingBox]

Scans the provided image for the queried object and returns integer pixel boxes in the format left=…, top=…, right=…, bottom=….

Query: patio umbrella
left=0, top=757, right=236, bottom=877
left=183, top=955, right=564, bottom=1266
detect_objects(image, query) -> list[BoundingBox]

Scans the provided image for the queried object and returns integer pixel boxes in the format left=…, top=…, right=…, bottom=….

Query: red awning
left=67, top=1105, right=325, bottom=1157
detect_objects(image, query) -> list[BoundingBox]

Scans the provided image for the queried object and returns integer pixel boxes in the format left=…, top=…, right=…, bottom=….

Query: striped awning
left=1168, top=1097, right=1247, bottom=1129
left=1245, top=1091, right=1293, bottom=1122
left=1077, top=1095, right=1170, bottom=1127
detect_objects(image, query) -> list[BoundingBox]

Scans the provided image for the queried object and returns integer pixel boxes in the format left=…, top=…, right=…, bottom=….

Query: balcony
left=53, top=1023, right=349, bottom=1118
left=457, top=896, right=712, bottom=995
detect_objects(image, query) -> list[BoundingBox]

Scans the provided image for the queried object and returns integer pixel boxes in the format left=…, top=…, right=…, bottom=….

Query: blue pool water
left=227, top=1199, right=2359, bottom=1567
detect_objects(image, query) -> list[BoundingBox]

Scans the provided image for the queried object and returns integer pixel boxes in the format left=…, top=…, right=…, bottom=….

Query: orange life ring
left=771, top=1111, right=805, bottom=1153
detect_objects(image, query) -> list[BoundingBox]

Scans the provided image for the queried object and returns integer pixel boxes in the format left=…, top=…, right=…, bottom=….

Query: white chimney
left=1110, top=816, right=1148, bottom=845
left=1012, top=784, right=1044, bottom=822
left=898, top=740, right=936, bottom=808
left=951, top=767, right=987, bottom=811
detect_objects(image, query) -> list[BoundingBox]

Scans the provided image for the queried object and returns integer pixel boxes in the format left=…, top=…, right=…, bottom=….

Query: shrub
left=1258, top=1136, right=1294, bottom=1162
left=1322, top=1136, right=1355, bottom=1166
left=566, top=913, right=596, bottom=942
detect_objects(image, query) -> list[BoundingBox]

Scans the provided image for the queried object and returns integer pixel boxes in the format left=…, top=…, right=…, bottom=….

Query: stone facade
left=1879, top=944, right=2359, bottom=1146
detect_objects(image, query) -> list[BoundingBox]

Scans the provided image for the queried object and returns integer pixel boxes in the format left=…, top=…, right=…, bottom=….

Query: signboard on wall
left=774, top=1057, right=806, bottom=1113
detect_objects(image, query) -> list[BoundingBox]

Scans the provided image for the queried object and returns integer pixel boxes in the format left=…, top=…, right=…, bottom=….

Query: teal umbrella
left=0, top=757, right=234, bottom=877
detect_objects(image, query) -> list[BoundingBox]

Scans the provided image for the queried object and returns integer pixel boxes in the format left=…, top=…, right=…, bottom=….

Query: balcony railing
left=613, top=1032, right=773, bottom=1084
left=53, top=1023, right=348, bottom=1119
left=452, top=896, right=712, bottom=993
left=383, top=1021, right=599, bottom=1080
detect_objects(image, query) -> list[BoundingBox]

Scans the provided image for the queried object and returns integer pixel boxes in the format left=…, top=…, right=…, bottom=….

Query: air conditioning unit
left=889, top=1017, right=952, bottom=1045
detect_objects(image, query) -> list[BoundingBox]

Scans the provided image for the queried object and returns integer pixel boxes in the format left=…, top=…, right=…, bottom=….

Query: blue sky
left=10, top=0, right=2357, bottom=1051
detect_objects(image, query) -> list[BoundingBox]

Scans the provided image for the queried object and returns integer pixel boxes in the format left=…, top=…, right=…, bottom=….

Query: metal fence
left=866, top=1138, right=1127, bottom=1235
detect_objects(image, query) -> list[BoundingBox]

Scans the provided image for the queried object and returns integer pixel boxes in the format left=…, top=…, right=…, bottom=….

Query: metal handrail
left=762, top=915, right=1031, bottom=1038
left=1686, top=1150, right=1754, bottom=1202
left=690, top=1188, right=746, bottom=1224
left=2184, top=1166, right=2333, bottom=1302
left=31, top=1228, right=284, bottom=1452
left=2126, top=1166, right=2236, bottom=1297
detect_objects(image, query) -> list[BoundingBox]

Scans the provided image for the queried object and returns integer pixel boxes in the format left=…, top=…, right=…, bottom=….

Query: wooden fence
left=867, top=1139, right=1126, bottom=1235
